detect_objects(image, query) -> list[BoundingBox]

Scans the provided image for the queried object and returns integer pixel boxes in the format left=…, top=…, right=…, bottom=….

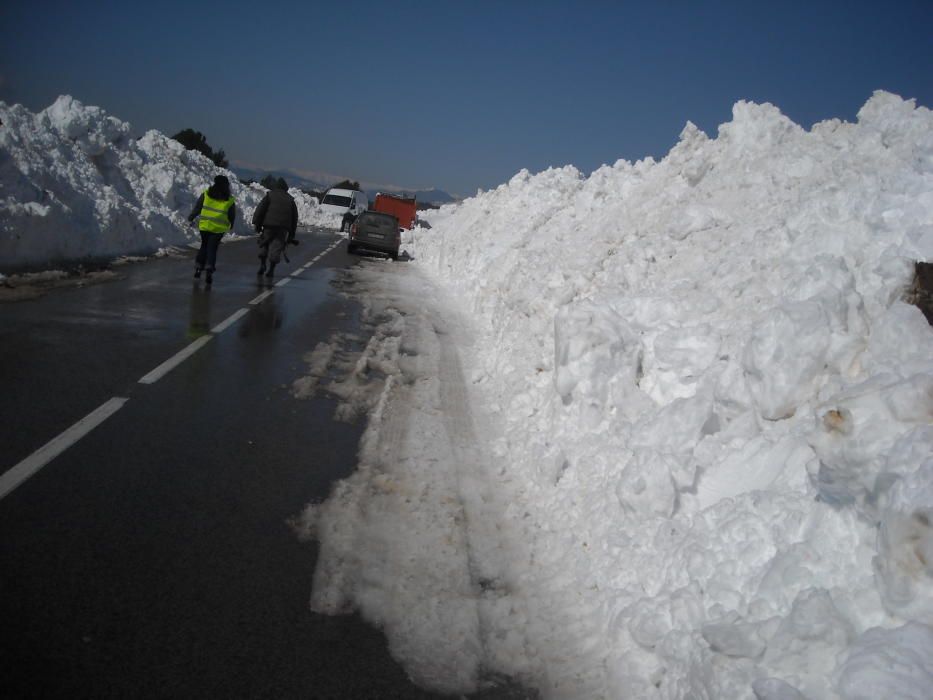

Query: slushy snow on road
left=301, top=92, right=933, bottom=699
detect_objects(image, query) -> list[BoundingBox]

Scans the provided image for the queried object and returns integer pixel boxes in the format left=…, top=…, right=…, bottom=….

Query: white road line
left=0, top=397, right=129, bottom=501
left=249, top=290, right=274, bottom=305
left=211, top=307, right=249, bottom=334
left=0, top=242, right=342, bottom=498
left=138, top=335, right=212, bottom=384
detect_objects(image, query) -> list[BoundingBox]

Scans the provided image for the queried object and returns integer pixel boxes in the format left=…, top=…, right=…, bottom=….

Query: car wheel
left=390, top=251, right=398, bottom=261
left=347, top=242, right=356, bottom=254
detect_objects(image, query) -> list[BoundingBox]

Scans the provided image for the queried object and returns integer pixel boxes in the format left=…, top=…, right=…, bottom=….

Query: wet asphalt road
left=0, top=229, right=468, bottom=699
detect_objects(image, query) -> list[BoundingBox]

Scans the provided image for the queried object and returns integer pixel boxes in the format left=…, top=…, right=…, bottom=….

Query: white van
left=320, top=188, right=368, bottom=229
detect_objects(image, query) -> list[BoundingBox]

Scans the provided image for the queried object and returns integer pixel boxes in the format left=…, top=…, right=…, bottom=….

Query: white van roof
left=326, top=188, right=356, bottom=197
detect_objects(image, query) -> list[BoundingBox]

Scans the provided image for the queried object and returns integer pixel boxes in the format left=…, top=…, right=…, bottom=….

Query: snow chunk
left=836, top=622, right=933, bottom=700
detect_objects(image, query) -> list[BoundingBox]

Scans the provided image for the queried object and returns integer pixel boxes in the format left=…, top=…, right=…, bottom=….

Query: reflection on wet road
left=0, top=229, right=460, bottom=698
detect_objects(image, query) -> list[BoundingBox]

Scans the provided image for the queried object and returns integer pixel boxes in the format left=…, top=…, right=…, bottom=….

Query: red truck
left=373, top=193, right=417, bottom=230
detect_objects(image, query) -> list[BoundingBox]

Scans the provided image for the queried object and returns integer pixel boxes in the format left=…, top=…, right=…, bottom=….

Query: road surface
left=0, top=229, right=491, bottom=698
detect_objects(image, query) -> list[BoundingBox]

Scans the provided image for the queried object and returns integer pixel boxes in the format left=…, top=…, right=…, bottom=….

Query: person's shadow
left=187, top=287, right=212, bottom=339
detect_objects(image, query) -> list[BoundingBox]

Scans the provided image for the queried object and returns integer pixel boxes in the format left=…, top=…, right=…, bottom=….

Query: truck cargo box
left=373, top=193, right=417, bottom=230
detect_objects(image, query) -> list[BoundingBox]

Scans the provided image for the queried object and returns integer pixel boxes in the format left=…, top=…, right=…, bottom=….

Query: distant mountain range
left=230, top=165, right=458, bottom=205
left=230, top=165, right=327, bottom=192
left=408, top=188, right=457, bottom=205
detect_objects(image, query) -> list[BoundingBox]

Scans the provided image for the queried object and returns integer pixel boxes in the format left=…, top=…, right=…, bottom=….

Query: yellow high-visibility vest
left=198, top=190, right=235, bottom=233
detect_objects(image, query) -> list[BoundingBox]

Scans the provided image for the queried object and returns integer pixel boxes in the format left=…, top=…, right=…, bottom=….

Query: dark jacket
left=252, top=190, right=298, bottom=239
left=188, top=193, right=237, bottom=229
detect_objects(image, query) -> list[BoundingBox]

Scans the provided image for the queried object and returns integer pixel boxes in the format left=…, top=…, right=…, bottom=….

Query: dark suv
left=347, top=211, right=400, bottom=260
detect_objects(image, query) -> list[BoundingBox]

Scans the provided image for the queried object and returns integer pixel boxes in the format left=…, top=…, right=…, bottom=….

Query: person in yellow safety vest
left=187, top=175, right=236, bottom=285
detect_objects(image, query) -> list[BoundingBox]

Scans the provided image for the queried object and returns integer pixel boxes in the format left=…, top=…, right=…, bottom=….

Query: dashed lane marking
left=0, top=397, right=129, bottom=501
left=249, top=290, right=274, bottom=305
left=211, top=307, right=250, bottom=334
left=0, top=240, right=346, bottom=502
left=143, top=241, right=339, bottom=382
left=138, top=335, right=212, bottom=384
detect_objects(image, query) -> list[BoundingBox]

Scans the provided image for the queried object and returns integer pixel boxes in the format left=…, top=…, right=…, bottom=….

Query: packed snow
left=297, top=91, right=933, bottom=699
left=0, top=95, right=340, bottom=270
left=3, top=91, right=932, bottom=699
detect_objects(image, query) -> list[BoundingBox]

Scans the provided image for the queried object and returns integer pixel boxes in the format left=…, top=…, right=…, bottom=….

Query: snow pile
left=0, top=95, right=337, bottom=269
left=311, top=91, right=933, bottom=698
left=289, top=188, right=341, bottom=230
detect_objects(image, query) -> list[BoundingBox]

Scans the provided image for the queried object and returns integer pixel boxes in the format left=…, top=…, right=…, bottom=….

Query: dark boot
left=205, top=270, right=213, bottom=285
left=265, top=262, right=276, bottom=278
left=257, top=259, right=266, bottom=275
left=194, top=266, right=202, bottom=279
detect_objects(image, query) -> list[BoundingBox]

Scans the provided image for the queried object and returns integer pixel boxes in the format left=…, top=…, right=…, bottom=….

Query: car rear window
left=359, top=213, right=398, bottom=231
left=322, top=194, right=351, bottom=207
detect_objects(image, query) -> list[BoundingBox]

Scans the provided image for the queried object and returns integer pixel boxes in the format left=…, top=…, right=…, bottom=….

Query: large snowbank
left=0, top=95, right=340, bottom=269
left=310, top=92, right=933, bottom=698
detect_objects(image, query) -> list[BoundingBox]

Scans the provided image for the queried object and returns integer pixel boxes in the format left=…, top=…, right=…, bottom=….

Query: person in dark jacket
left=188, top=175, right=236, bottom=285
left=252, top=178, right=299, bottom=279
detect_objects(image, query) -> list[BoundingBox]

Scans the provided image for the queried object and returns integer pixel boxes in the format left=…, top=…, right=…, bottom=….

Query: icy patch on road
left=292, top=263, right=534, bottom=694
left=0, top=267, right=119, bottom=302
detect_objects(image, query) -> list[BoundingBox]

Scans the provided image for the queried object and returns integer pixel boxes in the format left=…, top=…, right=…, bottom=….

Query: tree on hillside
left=331, top=179, right=361, bottom=191
left=171, top=128, right=229, bottom=168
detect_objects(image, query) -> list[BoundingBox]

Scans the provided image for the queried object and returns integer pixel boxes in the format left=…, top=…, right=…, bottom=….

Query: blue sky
left=1, top=0, right=931, bottom=195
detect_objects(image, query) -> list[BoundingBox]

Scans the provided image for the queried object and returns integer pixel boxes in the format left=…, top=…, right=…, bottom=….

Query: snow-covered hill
left=0, top=96, right=340, bottom=270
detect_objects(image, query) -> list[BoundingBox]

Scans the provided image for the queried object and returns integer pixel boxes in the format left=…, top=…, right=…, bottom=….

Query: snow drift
left=308, top=91, right=933, bottom=699
left=0, top=95, right=339, bottom=270
left=3, top=88, right=932, bottom=699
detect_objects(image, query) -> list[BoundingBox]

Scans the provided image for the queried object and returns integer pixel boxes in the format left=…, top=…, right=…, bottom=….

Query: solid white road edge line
left=211, top=307, right=250, bottom=334
left=275, top=277, right=291, bottom=288
left=0, top=397, right=129, bottom=501
left=138, top=335, right=212, bottom=384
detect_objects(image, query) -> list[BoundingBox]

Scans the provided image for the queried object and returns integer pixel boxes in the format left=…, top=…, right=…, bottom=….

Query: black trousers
left=195, top=232, right=224, bottom=271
